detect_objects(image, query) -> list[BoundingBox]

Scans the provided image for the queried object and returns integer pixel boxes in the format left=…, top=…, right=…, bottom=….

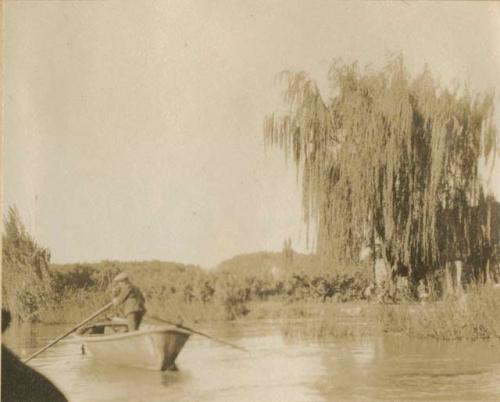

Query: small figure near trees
left=417, top=279, right=429, bottom=304
left=363, top=282, right=375, bottom=301
left=282, top=237, right=294, bottom=268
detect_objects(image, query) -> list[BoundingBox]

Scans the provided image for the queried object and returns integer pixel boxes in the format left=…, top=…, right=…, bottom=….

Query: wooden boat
left=74, top=320, right=191, bottom=371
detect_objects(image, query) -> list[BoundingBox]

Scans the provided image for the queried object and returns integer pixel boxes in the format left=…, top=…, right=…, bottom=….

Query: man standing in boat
left=111, top=272, right=146, bottom=331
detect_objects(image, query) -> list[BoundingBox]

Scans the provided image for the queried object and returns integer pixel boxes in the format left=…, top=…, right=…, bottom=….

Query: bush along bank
left=39, top=259, right=372, bottom=324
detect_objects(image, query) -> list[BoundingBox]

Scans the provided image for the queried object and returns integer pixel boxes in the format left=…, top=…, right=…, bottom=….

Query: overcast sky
left=3, top=1, right=500, bottom=267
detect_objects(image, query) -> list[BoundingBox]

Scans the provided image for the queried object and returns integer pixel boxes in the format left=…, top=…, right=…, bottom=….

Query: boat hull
left=75, top=324, right=190, bottom=371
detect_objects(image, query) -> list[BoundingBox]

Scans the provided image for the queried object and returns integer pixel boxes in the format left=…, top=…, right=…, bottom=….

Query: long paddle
left=149, top=315, right=249, bottom=353
left=24, top=302, right=114, bottom=363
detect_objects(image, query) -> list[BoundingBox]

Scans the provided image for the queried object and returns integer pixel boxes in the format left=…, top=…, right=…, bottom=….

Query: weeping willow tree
left=264, top=58, right=498, bottom=285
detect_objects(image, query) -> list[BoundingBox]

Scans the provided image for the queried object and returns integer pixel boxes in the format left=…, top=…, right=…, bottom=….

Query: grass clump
left=379, top=285, right=500, bottom=340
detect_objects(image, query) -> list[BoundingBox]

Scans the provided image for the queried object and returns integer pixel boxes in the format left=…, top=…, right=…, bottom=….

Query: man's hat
left=113, top=272, right=129, bottom=282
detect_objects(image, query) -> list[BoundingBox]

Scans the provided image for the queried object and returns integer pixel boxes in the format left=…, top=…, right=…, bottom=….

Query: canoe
left=74, top=321, right=191, bottom=371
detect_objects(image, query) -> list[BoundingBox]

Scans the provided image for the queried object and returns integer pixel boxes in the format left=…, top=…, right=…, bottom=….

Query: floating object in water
left=74, top=321, right=190, bottom=371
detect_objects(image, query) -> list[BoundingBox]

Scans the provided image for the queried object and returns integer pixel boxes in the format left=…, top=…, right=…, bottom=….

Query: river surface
left=4, top=319, right=500, bottom=401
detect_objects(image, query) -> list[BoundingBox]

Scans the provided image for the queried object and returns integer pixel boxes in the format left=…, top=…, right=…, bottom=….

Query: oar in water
left=24, top=302, right=114, bottom=363
left=149, top=315, right=249, bottom=353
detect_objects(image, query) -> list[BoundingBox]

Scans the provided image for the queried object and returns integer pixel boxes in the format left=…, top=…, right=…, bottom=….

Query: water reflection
left=316, top=335, right=500, bottom=401
left=3, top=321, right=500, bottom=401
left=3, top=321, right=41, bottom=357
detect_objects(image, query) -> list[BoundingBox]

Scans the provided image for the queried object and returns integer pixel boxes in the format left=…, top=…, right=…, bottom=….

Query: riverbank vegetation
left=3, top=207, right=500, bottom=342
left=380, top=285, right=500, bottom=340
left=4, top=207, right=500, bottom=342
left=280, top=283, right=500, bottom=342
left=2, top=209, right=371, bottom=324
left=3, top=58, right=500, bottom=343
left=41, top=253, right=373, bottom=324
left=2, top=207, right=55, bottom=322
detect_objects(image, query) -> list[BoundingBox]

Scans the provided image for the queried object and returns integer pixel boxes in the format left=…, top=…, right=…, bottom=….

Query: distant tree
left=265, top=57, right=498, bottom=285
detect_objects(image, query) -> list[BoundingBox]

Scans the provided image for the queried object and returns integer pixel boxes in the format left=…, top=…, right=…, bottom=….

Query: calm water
left=4, top=320, right=500, bottom=401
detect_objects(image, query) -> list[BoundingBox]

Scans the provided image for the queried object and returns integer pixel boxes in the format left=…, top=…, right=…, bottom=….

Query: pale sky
left=3, top=1, right=500, bottom=267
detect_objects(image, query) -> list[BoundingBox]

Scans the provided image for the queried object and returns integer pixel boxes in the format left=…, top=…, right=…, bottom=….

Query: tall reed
left=379, top=285, right=500, bottom=340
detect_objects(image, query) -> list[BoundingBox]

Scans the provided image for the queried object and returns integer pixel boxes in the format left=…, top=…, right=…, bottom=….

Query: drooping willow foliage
left=264, top=58, right=498, bottom=282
